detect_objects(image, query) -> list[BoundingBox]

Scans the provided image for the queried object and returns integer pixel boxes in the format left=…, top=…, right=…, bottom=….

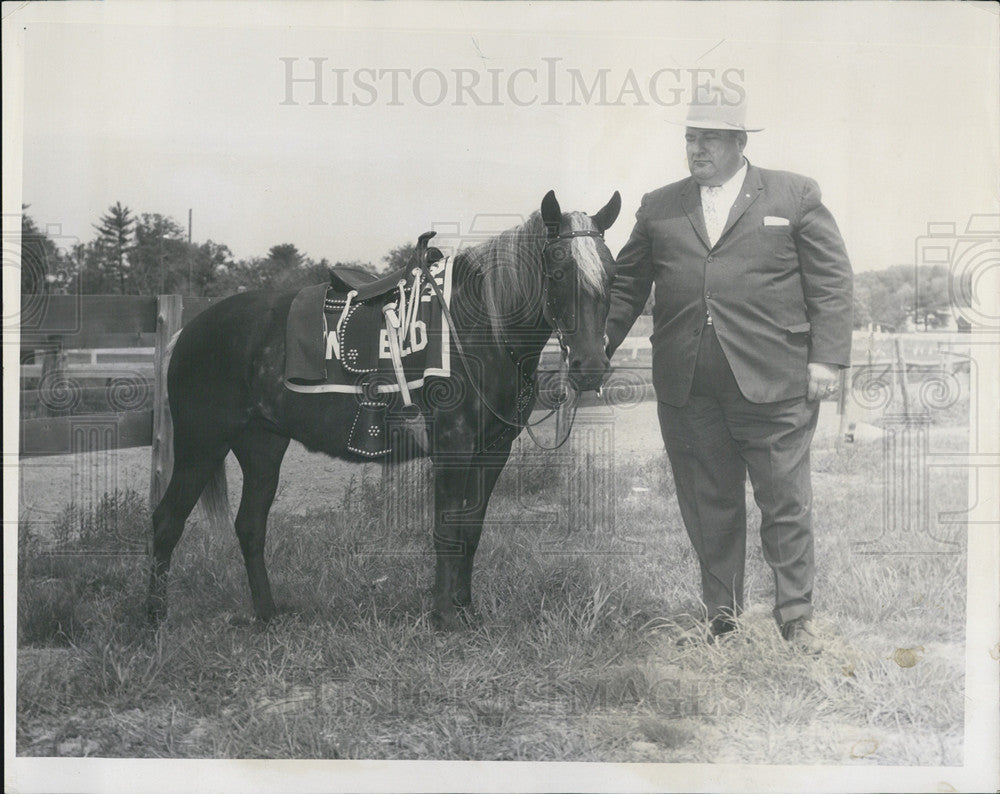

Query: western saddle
left=328, top=234, right=444, bottom=301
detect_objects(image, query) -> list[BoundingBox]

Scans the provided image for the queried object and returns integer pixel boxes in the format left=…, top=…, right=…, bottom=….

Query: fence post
left=836, top=366, right=850, bottom=448
left=150, top=295, right=183, bottom=510
left=39, top=337, right=68, bottom=418
left=892, top=337, right=911, bottom=416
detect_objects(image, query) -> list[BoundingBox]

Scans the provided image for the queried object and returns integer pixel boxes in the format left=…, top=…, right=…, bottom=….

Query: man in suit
left=606, top=86, right=853, bottom=653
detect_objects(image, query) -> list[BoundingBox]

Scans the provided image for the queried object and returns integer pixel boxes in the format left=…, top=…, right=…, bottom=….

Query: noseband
left=541, top=227, right=607, bottom=353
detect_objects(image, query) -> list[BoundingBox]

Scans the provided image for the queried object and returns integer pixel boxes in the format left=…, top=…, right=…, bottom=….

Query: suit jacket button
left=693, top=326, right=701, bottom=336
left=707, top=256, right=714, bottom=263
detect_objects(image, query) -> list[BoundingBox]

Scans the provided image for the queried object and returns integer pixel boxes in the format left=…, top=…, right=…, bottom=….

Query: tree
left=382, top=243, right=419, bottom=273
left=912, top=265, right=951, bottom=329
left=853, top=264, right=955, bottom=331
left=93, top=202, right=136, bottom=293
left=207, top=244, right=341, bottom=294
left=70, top=240, right=118, bottom=294
left=191, top=240, right=234, bottom=296
left=131, top=213, right=188, bottom=294
left=20, top=207, right=71, bottom=296
left=259, top=243, right=305, bottom=291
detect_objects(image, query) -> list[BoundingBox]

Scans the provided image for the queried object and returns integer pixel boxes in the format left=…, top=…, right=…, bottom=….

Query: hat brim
left=668, top=118, right=764, bottom=132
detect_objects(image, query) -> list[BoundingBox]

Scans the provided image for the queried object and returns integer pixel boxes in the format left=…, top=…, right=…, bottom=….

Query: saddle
left=328, top=242, right=444, bottom=301
left=286, top=234, right=446, bottom=458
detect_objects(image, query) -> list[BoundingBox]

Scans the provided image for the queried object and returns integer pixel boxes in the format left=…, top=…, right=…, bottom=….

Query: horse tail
left=161, top=328, right=232, bottom=533
left=197, top=463, right=231, bottom=534
left=164, top=328, right=183, bottom=358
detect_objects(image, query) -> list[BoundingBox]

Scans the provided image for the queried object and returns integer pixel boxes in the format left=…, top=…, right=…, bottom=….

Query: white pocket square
left=763, top=216, right=790, bottom=227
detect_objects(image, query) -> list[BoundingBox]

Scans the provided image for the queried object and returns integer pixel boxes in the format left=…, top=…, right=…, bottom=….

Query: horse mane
left=456, top=210, right=606, bottom=339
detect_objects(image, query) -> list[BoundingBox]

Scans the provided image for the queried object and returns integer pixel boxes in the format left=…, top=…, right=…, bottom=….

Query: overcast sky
left=8, top=1, right=999, bottom=274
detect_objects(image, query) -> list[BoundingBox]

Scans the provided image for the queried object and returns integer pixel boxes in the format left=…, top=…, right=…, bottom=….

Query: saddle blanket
left=284, top=257, right=452, bottom=394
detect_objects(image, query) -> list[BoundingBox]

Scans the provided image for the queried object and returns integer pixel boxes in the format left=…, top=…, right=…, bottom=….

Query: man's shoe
left=676, top=630, right=710, bottom=647
left=781, top=617, right=823, bottom=655
left=677, top=616, right=737, bottom=647
left=710, top=616, right=737, bottom=639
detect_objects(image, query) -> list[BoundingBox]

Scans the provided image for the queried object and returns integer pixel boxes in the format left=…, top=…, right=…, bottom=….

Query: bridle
left=541, top=226, right=607, bottom=360
left=417, top=226, right=610, bottom=450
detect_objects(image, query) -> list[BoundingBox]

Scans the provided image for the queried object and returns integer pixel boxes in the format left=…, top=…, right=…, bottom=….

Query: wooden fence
left=18, top=294, right=216, bottom=505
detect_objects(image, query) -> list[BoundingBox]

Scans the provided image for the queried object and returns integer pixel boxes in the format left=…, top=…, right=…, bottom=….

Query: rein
left=415, top=228, right=603, bottom=451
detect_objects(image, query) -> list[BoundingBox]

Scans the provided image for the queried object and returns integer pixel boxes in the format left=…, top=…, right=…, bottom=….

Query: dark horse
left=146, top=190, right=621, bottom=629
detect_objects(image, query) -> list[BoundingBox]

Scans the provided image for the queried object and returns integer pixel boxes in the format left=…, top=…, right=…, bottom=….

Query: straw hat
left=679, top=82, right=763, bottom=132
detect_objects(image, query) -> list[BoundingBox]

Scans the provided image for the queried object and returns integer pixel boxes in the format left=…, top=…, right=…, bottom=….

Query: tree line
left=21, top=203, right=968, bottom=331
left=20, top=203, right=417, bottom=299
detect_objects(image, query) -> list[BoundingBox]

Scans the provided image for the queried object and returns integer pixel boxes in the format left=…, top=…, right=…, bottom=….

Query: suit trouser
left=658, top=324, right=820, bottom=626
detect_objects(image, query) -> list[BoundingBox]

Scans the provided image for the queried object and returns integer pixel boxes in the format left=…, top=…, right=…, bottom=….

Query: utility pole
left=187, top=209, right=193, bottom=292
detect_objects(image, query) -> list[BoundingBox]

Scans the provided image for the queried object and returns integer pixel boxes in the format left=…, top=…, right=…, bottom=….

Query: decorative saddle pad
left=284, top=256, right=453, bottom=396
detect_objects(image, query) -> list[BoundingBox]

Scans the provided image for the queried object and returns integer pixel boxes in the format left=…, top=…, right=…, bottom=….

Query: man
left=605, top=84, right=853, bottom=654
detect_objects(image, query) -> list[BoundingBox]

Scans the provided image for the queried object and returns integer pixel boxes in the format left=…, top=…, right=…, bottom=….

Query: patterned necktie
left=702, top=185, right=725, bottom=247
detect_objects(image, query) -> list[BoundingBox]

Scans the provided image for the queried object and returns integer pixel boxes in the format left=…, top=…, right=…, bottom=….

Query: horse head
left=539, top=190, right=621, bottom=392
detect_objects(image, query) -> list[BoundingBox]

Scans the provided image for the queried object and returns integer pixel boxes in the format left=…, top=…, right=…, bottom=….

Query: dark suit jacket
left=606, top=164, right=853, bottom=406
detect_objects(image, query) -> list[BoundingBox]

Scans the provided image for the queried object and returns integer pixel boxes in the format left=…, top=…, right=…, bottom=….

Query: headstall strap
left=543, top=229, right=606, bottom=248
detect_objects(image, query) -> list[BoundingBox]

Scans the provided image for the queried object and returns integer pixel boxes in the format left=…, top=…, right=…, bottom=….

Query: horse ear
left=591, top=191, right=622, bottom=233
left=540, top=190, right=562, bottom=234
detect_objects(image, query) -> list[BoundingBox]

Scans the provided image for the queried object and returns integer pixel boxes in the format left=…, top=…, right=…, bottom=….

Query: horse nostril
left=567, top=358, right=611, bottom=391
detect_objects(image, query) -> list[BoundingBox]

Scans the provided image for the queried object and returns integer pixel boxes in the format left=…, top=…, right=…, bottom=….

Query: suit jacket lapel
left=719, top=165, right=764, bottom=244
left=681, top=179, right=711, bottom=251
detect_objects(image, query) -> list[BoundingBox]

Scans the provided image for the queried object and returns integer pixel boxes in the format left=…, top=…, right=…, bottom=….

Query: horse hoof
left=431, top=610, right=466, bottom=632
left=228, top=612, right=279, bottom=629
left=230, top=605, right=282, bottom=628
left=145, top=600, right=167, bottom=626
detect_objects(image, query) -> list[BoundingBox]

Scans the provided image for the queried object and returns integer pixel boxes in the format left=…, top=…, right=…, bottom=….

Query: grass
left=16, top=417, right=968, bottom=763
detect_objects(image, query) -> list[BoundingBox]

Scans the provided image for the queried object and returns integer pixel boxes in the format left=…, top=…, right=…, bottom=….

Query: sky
left=7, top=1, right=1000, bottom=275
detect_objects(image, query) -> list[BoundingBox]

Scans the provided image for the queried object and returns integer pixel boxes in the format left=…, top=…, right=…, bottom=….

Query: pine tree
left=93, top=202, right=136, bottom=294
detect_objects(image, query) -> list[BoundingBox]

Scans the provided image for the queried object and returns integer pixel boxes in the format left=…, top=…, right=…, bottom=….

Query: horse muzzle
left=567, top=355, right=611, bottom=392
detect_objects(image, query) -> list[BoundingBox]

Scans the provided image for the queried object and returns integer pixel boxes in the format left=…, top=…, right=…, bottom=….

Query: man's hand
left=807, top=362, right=840, bottom=401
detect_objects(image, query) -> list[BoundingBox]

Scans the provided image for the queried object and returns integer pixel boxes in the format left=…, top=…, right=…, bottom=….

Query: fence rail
left=18, top=296, right=212, bottom=467
left=20, top=348, right=156, bottom=380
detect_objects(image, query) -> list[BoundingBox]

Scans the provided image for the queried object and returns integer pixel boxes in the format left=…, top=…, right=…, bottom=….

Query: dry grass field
left=16, top=393, right=969, bottom=764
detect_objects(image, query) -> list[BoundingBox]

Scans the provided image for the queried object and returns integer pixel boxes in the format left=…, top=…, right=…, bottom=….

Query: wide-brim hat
left=672, top=82, right=763, bottom=132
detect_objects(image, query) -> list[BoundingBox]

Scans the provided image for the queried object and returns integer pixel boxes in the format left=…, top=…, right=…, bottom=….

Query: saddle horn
left=417, top=230, right=436, bottom=262
left=415, top=230, right=443, bottom=267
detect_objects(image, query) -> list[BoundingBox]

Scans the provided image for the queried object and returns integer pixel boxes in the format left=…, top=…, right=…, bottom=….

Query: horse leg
left=230, top=425, right=290, bottom=622
left=456, top=447, right=514, bottom=611
left=431, top=444, right=513, bottom=630
left=147, top=456, right=228, bottom=623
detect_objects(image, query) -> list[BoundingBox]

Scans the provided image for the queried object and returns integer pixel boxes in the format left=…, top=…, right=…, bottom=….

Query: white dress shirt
left=700, top=158, right=748, bottom=248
